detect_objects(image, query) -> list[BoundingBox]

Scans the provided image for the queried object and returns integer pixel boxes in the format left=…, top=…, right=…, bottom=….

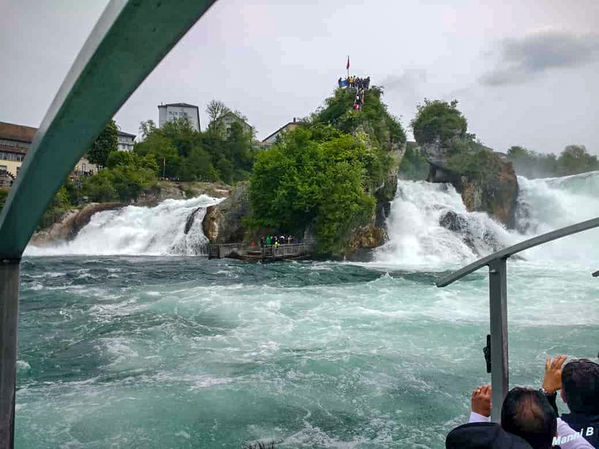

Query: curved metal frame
left=437, top=216, right=599, bottom=422
left=0, top=1, right=217, bottom=447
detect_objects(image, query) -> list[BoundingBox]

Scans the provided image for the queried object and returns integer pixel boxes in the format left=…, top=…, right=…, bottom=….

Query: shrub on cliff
left=311, top=87, right=406, bottom=153
left=411, top=99, right=468, bottom=145
left=249, top=128, right=376, bottom=254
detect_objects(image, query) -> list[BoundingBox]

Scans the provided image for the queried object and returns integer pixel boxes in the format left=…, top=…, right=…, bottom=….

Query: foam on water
left=15, top=172, right=599, bottom=448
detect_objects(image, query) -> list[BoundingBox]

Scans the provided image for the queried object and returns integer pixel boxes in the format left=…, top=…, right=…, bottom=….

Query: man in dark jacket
left=543, top=357, right=599, bottom=447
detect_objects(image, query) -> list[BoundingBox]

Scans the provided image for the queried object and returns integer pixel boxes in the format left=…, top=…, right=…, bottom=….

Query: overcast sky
left=1, top=0, right=598, bottom=154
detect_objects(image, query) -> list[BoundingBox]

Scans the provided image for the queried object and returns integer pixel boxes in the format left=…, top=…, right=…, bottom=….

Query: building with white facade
left=261, top=118, right=300, bottom=147
left=158, top=103, right=200, bottom=131
left=117, top=130, right=135, bottom=151
left=0, top=122, right=36, bottom=187
left=213, top=111, right=253, bottom=135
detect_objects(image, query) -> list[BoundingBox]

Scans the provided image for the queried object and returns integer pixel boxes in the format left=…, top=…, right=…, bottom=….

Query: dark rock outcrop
left=202, top=182, right=250, bottom=244
left=439, top=210, right=502, bottom=255
left=31, top=202, right=123, bottom=246
left=422, top=140, right=519, bottom=228
left=347, top=225, right=386, bottom=252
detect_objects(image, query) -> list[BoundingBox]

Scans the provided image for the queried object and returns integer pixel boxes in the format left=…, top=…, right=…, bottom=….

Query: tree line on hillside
left=26, top=101, right=257, bottom=228
left=506, top=145, right=599, bottom=178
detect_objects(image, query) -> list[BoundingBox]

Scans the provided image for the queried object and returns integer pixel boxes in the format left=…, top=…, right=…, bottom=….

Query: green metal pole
left=0, top=260, right=19, bottom=449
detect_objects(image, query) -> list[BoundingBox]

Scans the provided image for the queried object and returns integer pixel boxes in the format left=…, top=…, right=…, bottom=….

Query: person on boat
left=466, top=384, right=593, bottom=449
left=542, top=356, right=599, bottom=447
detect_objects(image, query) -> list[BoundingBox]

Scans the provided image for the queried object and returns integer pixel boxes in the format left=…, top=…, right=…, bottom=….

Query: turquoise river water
left=16, top=174, right=599, bottom=448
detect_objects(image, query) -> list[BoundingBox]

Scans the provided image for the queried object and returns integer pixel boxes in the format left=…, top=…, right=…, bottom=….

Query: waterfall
left=26, top=195, right=222, bottom=256
left=377, top=171, right=599, bottom=267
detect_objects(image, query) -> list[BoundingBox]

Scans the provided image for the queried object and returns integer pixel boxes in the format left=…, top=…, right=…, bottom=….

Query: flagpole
left=346, top=55, right=349, bottom=79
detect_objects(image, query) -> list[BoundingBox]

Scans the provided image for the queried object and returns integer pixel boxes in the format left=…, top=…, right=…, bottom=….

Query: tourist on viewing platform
left=541, top=356, right=599, bottom=447
left=451, top=383, right=593, bottom=449
left=265, top=235, right=271, bottom=246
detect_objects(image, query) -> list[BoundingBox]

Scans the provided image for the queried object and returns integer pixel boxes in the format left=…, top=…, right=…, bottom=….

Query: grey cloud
left=481, top=31, right=599, bottom=86
left=381, top=69, right=427, bottom=92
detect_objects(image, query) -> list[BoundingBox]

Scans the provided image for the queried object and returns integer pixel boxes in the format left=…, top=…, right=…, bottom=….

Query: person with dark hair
left=464, top=384, right=593, bottom=449
left=542, top=356, right=599, bottom=447
left=501, top=388, right=557, bottom=449
left=447, top=384, right=533, bottom=449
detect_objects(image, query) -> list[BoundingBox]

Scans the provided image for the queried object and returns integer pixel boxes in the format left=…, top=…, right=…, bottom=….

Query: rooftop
left=262, top=119, right=300, bottom=143
left=117, top=130, right=136, bottom=138
left=157, top=102, right=199, bottom=109
left=0, top=121, right=37, bottom=144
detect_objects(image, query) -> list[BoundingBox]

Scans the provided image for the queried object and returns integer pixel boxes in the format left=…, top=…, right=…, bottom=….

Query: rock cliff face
left=202, top=182, right=250, bottom=244
left=31, top=202, right=123, bottom=246
left=422, top=141, right=519, bottom=228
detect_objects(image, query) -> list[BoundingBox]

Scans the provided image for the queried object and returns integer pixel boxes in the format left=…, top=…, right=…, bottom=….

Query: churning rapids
left=18, top=173, right=599, bottom=448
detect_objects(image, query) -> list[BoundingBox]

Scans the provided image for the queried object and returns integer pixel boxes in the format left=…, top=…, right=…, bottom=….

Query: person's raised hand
left=471, top=384, right=492, bottom=417
left=542, top=355, right=567, bottom=394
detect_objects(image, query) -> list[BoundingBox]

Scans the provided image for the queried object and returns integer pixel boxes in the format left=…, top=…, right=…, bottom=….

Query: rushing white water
left=26, top=195, right=222, bottom=256
left=17, top=172, right=599, bottom=449
left=376, top=171, right=599, bottom=267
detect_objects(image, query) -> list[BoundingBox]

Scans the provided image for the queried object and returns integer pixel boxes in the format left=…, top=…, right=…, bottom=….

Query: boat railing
left=436, top=216, right=599, bottom=422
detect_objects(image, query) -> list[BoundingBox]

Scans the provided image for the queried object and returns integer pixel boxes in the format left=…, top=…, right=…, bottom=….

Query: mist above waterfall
left=26, top=195, right=222, bottom=256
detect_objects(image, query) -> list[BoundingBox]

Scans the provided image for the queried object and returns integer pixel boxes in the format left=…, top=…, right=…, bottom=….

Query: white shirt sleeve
left=554, top=418, right=594, bottom=449
left=469, top=411, right=491, bottom=423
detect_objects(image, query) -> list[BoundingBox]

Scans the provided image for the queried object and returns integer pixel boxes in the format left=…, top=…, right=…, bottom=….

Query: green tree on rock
left=87, top=119, right=118, bottom=166
left=411, top=99, right=467, bottom=145
left=249, top=128, right=376, bottom=254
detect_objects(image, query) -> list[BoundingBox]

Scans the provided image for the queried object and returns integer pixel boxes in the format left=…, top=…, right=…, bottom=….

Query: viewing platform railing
left=436, top=216, right=599, bottom=422
left=208, top=243, right=313, bottom=260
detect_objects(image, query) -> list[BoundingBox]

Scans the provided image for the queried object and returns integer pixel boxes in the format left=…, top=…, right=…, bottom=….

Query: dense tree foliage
left=411, top=100, right=468, bottom=145
left=250, top=128, right=376, bottom=254
left=249, top=87, right=406, bottom=254
left=87, top=120, right=118, bottom=166
left=410, top=99, right=504, bottom=182
left=507, top=145, right=599, bottom=178
left=81, top=152, right=158, bottom=203
left=135, top=114, right=256, bottom=184
left=311, top=86, right=406, bottom=152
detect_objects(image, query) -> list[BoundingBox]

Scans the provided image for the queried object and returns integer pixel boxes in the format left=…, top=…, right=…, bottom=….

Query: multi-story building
left=158, top=102, right=200, bottom=131
left=0, top=121, right=36, bottom=187
left=117, top=130, right=135, bottom=151
left=0, top=121, right=133, bottom=187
